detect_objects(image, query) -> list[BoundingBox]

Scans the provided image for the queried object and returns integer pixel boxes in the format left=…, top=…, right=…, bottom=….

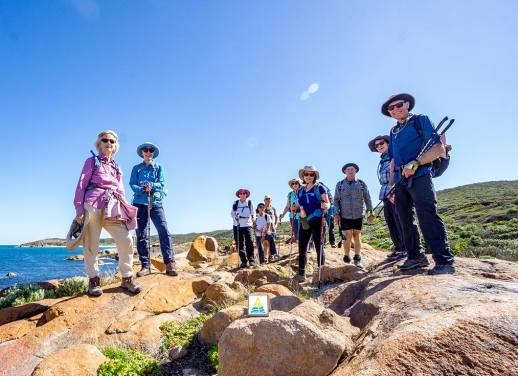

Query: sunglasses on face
left=387, top=101, right=405, bottom=112
left=375, top=141, right=386, bottom=148
left=304, top=173, right=315, bottom=177
left=142, top=148, right=155, bottom=153
left=239, top=192, right=247, bottom=196
left=101, top=138, right=116, bottom=144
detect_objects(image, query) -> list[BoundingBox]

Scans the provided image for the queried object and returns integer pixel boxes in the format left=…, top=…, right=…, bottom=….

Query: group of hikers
left=70, top=92, right=455, bottom=297
left=231, top=93, right=455, bottom=282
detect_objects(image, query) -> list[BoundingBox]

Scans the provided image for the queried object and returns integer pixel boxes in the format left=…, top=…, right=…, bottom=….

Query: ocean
left=0, top=245, right=119, bottom=290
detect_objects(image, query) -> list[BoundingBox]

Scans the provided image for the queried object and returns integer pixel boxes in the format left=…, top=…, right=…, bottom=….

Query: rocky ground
left=0, top=236, right=517, bottom=376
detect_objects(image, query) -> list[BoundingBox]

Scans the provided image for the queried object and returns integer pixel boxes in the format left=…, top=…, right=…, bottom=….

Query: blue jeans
left=395, top=175, right=454, bottom=265
left=135, top=204, right=174, bottom=267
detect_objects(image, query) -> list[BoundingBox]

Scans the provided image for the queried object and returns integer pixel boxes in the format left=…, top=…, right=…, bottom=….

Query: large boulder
left=186, top=236, right=219, bottom=262
left=234, top=265, right=286, bottom=286
left=31, top=344, right=106, bottom=376
left=218, top=310, right=353, bottom=376
left=199, top=304, right=247, bottom=345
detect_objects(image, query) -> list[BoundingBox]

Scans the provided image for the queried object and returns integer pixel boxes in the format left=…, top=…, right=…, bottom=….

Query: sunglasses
left=387, top=101, right=405, bottom=112
left=142, top=148, right=155, bottom=153
left=374, top=141, right=386, bottom=148
left=238, top=192, right=247, bottom=196
left=101, top=138, right=116, bottom=144
left=304, top=173, right=315, bottom=177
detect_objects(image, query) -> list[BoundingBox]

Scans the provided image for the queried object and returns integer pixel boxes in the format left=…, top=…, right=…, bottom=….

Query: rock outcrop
left=186, top=235, right=219, bottom=262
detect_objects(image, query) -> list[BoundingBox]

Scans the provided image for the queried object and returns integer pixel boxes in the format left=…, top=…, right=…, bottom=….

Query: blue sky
left=1, top=0, right=517, bottom=244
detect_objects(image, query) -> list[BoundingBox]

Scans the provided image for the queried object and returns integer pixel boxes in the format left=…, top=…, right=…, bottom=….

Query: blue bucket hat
left=137, top=142, right=160, bottom=158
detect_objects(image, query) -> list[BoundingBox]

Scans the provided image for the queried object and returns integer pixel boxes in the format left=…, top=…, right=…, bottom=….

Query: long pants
left=135, top=204, right=174, bottom=268
left=383, top=199, right=405, bottom=252
left=327, top=216, right=336, bottom=245
left=298, top=216, right=325, bottom=276
left=233, top=226, right=255, bottom=263
left=395, top=174, right=454, bottom=265
left=255, top=234, right=278, bottom=263
left=83, top=203, right=134, bottom=279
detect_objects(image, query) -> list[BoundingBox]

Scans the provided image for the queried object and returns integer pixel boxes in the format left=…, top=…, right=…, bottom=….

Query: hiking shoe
left=88, top=276, right=102, bottom=297
left=399, top=256, right=430, bottom=271
left=239, top=262, right=248, bottom=269
left=292, top=274, right=306, bottom=283
left=136, top=266, right=152, bottom=277
left=165, top=261, right=178, bottom=276
left=427, top=264, right=455, bottom=275
left=337, top=240, right=343, bottom=248
left=386, top=251, right=399, bottom=259
left=343, top=255, right=351, bottom=264
left=248, top=261, right=257, bottom=268
left=121, top=276, right=143, bottom=294
left=270, top=254, right=281, bottom=262
left=388, top=251, right=407, bottom=260
left=353, top=255, right=362, bottom=267
left=330, top=243, right=337, bottom=248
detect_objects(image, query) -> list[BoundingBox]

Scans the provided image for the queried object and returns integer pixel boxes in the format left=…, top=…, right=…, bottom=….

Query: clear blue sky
left=1, top=0, right=517, bottom=244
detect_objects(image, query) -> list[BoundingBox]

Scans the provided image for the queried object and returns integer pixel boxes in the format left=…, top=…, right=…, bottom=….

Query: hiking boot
left=88, top=276, right=102, bottom=297
left=330, top=243, right=337, bottom=248
left=165, top=261, right=178, bottom=276
left=136, top=266, right=152, bottom=277
left=388, top=251, right=407, bottom=260
left=343, top=255, right=351, bottom=264
left=353, top=255, right=362, bottom=267
left=399, top=256, right=430, bottom=271
left=239, top=262, right=248, bottom=269
left=121, top=276, right=143, bottom=294
left=270, top=254, right=281, bottom=262
left=292, top=274, right=306, bottom=283
left=337, top=240, right=343, bottom=248
left=427, top=264, right=455, bottom=275
left=386, top=251, right=399, bottom=259
left=248, top=260, right=257, bottom=268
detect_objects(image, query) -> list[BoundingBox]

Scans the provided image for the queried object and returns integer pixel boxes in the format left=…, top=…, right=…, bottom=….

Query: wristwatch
left=404, top=160, right=420, bottom=171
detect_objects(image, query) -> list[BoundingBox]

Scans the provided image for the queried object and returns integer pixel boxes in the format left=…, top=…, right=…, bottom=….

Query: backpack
left=414, top=116, right=451, bottom=178
left=314, top=182, right=332, bottom=202
left=336, top=179, right=367, bottom=197
left=233, top=200, right=252, bottom=212
left=86, top=150, right=121, bottom=191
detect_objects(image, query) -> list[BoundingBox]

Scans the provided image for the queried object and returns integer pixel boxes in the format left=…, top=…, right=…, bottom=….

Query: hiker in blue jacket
left=369, top=135, right=406, bottom=260
left=382, top=93, right=455, bottom=275
left=280, top=179, right=302, bottom=243
left=291, top=166, right=330, bottom=283
left=130, top=142, right=177, bottom=277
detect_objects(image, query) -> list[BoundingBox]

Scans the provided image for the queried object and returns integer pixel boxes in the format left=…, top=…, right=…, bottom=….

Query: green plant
left=56, top=277, right=88, bottom=297
left=0, top=284, right=54, bottom=309
left=208, top=344, right=219, bottom=371
left=160, top=314, right=209, bottom=353
left=97, top=346, right=160, bottom=376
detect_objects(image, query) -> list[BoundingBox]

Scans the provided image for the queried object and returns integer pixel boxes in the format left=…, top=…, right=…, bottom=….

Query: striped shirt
left=378, top=153, right=392, bottom=201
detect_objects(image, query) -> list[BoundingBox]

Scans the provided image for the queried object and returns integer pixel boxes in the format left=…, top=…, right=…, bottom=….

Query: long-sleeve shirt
left=230, top=200, right=254, bottom=227
left=377, top=153, right=392, bottom=201
left=74, top=154, right=125, bottom=217
left=130, top=162, right=166, bottom=206
left=334, top=178, right=373, bottom=220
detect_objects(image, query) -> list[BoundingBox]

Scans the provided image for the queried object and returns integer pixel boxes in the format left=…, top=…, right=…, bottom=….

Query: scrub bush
left=97, top=346, right=160, bottom=376
left=56, top=277, right=88, bottom=297
left=208, top=344, right=219, bottom=371
left=160, top=314, right=209, bottom=353
left=0, top=284, right=54, bottom=308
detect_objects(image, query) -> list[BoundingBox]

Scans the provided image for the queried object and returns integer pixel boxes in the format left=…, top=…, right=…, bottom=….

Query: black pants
left=383, top=199, right=405, bottom=252
left=327, top=216, right=336, bottom=245
left=298, top=216, right=325, bottom=276
left=233, top=226, right=255, bottom=263
left=395, top=174, right=454, bottom=265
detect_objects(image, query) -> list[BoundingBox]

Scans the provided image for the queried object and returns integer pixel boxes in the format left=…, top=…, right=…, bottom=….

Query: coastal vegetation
left=97, top=346, right=160, bottom=376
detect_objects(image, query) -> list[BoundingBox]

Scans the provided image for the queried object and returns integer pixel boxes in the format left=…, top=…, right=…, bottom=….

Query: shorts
left=340, top=217, right=363, bottom=231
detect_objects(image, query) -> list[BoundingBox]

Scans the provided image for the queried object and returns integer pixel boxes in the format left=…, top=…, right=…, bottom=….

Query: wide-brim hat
left=342, top=163, right=360, bottom=173
left=368, top=135, right=390, bottom=152
left=288, top=179, right=302, bottom=188
left=235, top=188, right=250, bottom=198
left=298, top=166, right=320, bottom=181
left=137, top=142, right=160, bottom=158
left=381, top=93, right=415, bottom=117
left=66, top=211, right=90, bottom=251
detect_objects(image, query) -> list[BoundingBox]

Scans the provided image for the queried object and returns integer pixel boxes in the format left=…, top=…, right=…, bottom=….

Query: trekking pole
left=318, top=212, right=325, bottom=289
left=288, top=214, right=294, bottom=277
left=372, top=116, right=451, bottom=217
left=147, top=191, right=152, bottom=274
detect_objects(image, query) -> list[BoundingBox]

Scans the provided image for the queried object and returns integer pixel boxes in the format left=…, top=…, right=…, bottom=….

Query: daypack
left=233, top=200, right=253, bottom=212
left=414, top=116, right=451, bottom=178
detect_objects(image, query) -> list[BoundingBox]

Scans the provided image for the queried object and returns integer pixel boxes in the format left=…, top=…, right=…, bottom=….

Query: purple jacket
left=74, top=154, right=124, bottom=216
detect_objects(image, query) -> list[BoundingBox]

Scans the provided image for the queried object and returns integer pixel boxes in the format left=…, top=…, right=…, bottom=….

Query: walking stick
left=288, top=213, right=294, bottom=277
left=147, top=191, right=152, bottom=274
left=318, top=211, right=325, bottom=289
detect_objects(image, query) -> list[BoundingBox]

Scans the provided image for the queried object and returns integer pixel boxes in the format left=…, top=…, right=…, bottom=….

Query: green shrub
left=56, top=277, right=88, bottom=297
left=97, top=346, right=160, bottom=376
left=0, top=284, right=54, bottom=309
left=469, top=235, right=483, bottom=246
left=208, top=344, right=219, bottom=371
left=160, top=314, right=209, bottom=353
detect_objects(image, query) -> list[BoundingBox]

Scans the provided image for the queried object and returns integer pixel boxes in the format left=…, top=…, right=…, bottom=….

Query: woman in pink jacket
left=74, top=130, right=142, bottom=297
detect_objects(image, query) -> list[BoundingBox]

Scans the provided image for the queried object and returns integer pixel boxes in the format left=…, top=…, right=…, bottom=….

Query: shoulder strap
left=358, top=179, right=367, bottom=191
left=233, top=200, right=238, bottom=211
left=413, top=115, right=425, bottom=146
left=248, top=200, right=252, bottom=210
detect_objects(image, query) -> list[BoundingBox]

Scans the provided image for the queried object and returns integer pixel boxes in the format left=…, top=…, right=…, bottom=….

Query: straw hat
left=288, top=179, right=302, bottom=188
left=298, top=166, right=320, bottom=180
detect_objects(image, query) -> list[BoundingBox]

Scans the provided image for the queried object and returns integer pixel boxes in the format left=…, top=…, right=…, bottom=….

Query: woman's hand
left=321, top=201, right=330, bottom=211
left=75, top=215, right=84, bottom=225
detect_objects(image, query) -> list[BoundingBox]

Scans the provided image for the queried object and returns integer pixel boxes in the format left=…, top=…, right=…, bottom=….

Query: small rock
left=169, top=345, right=188, bottom=360
left=6, top=272, right=17, bottom=278
left=64, top=255, right=84, bottom=261
left=201, top=282, right=240, bottom=308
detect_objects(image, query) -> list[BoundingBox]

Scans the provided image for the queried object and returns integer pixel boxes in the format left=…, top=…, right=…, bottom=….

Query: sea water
left=0, top=245, right=119, bottom=290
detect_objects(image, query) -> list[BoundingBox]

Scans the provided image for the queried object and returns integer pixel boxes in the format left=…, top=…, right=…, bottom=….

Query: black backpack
left=414, top=116, right=451, bottom=178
